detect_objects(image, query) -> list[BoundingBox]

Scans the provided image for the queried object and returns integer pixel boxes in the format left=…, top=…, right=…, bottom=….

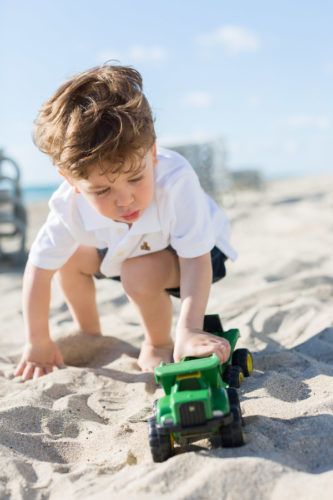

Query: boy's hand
left=15, top=340, right=64, bottom=381
left=173, top=327, right=231, bottom=364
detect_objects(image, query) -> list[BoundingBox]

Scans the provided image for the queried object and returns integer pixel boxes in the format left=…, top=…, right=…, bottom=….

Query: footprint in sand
left=0, top=405, right=84, bottom=463
left=264, top=373, right=310, bottom=402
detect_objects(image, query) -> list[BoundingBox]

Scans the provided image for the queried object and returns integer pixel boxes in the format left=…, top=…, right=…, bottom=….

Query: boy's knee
left=121, top=256, right=158, bottom=297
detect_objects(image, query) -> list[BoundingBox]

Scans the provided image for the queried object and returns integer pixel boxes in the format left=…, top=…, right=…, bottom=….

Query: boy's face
left=68, top=146, right=157, bottom=224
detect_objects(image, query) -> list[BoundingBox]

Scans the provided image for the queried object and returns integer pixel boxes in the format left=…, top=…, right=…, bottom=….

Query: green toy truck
left=148, top=314, right=253, bottom=462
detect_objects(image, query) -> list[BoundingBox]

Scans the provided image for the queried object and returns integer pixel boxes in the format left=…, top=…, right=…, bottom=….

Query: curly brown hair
left=33, top=63, right=156, bottom=178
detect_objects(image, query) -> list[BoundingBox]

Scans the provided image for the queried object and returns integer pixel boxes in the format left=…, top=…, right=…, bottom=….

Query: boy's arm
left=173, top=253, right=230, bottom=363
left=15, top=260, right=64, bottom=381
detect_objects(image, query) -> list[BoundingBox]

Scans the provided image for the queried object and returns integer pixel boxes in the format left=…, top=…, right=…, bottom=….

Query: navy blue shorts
left=95, top=246, right=227, bottom=298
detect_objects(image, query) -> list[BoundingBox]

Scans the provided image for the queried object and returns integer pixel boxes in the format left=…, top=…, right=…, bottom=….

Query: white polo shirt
left=29, top=148, right=237, bottom=276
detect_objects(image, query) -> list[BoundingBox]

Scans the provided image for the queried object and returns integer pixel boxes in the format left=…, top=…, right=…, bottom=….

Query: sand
left=0, top=174, right=332, bottom=499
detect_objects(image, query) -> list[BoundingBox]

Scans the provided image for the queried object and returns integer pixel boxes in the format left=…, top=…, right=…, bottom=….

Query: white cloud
left=97, top=45, right=167, bottom=65
left=286, top=114, right=331, bottom=130
left=182, top=91, right=213, bottom=108
left=198, top=25, right=261, bottom=55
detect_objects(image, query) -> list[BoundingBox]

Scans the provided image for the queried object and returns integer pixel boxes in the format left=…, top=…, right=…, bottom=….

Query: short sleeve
left=29, top=211, right=79, bottom=270
left=168, top=171, right=215, bottom=258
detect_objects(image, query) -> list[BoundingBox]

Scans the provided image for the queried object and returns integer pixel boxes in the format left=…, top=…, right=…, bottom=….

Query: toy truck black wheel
left=223, top=365, right=244, bottom=388
left=148, top=417, right=173, bottom=463
left=220, top=389, right=245, bottom=447
left=227, top=387, right=242, bottom=418
left=227, top=387, right=245, bottom=426
left=232, top=349, right=253, bottom=377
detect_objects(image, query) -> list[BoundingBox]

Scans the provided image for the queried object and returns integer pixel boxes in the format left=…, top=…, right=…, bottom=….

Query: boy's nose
left=115, top=190, right=134, bottom=207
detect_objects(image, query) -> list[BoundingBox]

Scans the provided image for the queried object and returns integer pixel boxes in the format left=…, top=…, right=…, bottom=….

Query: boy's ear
left=152, top=143, right=158, bottom=167
left=57, top=169, right=80, bottom=193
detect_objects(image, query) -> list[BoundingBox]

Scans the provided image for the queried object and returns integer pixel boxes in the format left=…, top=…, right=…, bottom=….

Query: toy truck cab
left=154, top=354, right=233, bottom=433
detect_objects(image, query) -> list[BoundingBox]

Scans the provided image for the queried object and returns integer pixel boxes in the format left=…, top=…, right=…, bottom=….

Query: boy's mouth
left=122, top=210, right=140, bottom=222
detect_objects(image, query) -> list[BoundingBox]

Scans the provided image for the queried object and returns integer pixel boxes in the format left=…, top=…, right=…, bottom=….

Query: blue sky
left=1, top=0, right=332, bottom=186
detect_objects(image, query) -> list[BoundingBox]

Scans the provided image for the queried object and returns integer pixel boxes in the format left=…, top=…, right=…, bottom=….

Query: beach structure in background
left=230, top=168, right=264, bottom=190
left=163, top=138, right=232, bottom=203
left=0, top=149, right=27, bottom=262
left=163, top=138, right=263, bottom=204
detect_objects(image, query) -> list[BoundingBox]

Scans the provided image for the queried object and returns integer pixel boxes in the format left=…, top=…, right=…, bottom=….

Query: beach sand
left=0, top=174, right=332, bottom=499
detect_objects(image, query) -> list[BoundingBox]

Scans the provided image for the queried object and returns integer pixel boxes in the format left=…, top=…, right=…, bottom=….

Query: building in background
left=162, top=137, right=232, bottom=203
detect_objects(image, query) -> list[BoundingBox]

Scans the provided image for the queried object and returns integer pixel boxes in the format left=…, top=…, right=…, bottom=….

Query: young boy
left=15, top=64, right=237, bottom=382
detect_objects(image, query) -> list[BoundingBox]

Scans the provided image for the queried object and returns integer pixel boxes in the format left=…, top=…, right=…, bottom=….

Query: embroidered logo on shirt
left=140, top=241, right=151, bottom=251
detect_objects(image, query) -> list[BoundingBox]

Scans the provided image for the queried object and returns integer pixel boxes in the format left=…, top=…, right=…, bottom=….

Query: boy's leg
left=57, top=245, right=102, bottom=335
left=121, top=249, right=180, bottom=371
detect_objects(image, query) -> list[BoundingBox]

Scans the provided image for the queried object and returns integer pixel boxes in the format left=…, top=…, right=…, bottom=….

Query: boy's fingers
left=14, top=361, right=25, bottom=377
left=195, top=342, right=230, bottom=363
left=21, top=363, right=35, bottom=381
left=216, top=344, right=229, bottom=363
left=23, top=363, right=53, bottom=381
left=55, top=352, right=65, bottom=368
left=33, top=366, right=47, bottom=380
left=17, top=360, right=65, bottom=381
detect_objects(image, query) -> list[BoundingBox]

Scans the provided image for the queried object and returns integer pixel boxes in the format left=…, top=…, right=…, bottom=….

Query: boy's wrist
left=25, top=330, right=51, bottom=345
left=176, top=311, right=204, bottom=333
left=175, top=324, right=202, bottom=337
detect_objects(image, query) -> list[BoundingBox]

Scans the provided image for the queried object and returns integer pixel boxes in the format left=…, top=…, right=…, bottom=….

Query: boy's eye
left=95, top=187, right=110, bottom=196
left=129, top=175, right=143, bottom=183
